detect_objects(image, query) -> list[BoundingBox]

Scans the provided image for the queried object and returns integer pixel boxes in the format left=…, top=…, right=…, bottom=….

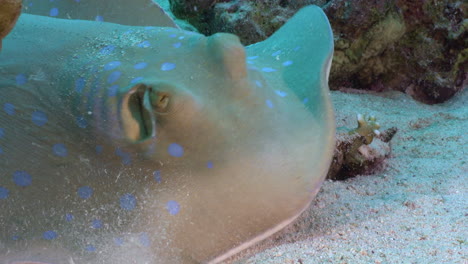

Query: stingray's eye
left=120, top=83, right=178, bottom=142
left=148, top=88, right=171, bottom=114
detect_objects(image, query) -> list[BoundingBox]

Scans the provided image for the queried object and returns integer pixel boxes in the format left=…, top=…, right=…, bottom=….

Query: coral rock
left=169, top=0, right=467, bottom=104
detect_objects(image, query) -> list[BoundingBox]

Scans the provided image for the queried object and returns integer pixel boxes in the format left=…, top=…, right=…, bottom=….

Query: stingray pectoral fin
left=22, top=0, right=178, bottom=28
left=246, top=5, right=334, bottom=117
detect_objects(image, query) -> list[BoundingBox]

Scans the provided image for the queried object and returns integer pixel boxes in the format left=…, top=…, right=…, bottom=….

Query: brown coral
left=0, top=0, right=22, bottom=50
left=327, top=114, right=397, bottom=181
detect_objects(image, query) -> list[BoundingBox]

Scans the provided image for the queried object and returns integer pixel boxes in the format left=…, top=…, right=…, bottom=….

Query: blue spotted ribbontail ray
left=0, top=1, right=335, bottom=263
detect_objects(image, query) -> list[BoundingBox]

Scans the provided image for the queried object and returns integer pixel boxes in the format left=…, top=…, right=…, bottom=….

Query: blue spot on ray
left=100, top=45, right=115, bottom=55
left=0, top=187, right=9, bottom=199
left=153, top=170, right=161, bottom=183
left=107, top=85, right=119, bottom=97
left=13, top=171, right=32, bottom=187
left=207, top=161, right=214, bottom=169
left=120, top=194, right=136, bottom=211
left=107, top=71, right=121, bottom=84
left=52, top=143, right=68, bottom=157
left=173, top=42, right=182, bottom=48
left=166, top=200, right=180, bottom=215
left=32, top=111, right=48, bottom=126
left=272, top=50, right=282, bottom=56
left=262, top=67, right=277, bottom=73
left=95, top=15, right=104, bottom=22
left=92, top=219, right=103, bottom=229
left=161, top=62, right=176, bottom=71
left=16, top=74, right=27, bottom=85
left=75, top=77, right=85, bottom=94
left=85, top=245, right=96, bottom=252
left=168, top=143, right=184, bottom=157
left=134, top=62, right=148, bottom=70
left=4, top=103, right=15, bottom=115
left=115, top=148, right=132, bottom=165
left=266, top=99, right=274, bottom=109
left=303, top=97, right=309, bottom=104
left=275, top=90, right=288, bottom=97
left=95, top=145, right=103, bottom=154
left=283, top=60, right=293, bottom=66
left=139, top=232, right=150, bottom=247
left=76, top=116, right=88, bottom=128
left=43, top=230, right=57, bottom=240
left=65, top=213, right=74, bottom=222
left=78, top=186, right=93, bottom=199
left=49, top=8, right=59, bottom=17
left=104, top=61, right=121, bottom=71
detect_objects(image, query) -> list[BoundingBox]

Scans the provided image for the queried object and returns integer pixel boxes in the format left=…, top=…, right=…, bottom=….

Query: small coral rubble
left=327, top=114, right=398, bottom=181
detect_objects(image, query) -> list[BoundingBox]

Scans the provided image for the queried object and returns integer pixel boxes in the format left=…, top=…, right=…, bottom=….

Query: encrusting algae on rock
left=328, top=114, right=397, bottom=181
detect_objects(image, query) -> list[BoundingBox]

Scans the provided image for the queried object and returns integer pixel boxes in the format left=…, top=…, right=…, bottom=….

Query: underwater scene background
left=0, top=0, right=466, bottom=263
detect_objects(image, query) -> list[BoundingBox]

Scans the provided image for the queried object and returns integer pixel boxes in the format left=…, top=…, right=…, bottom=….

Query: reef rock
left=169, top=0, right=467, bottom=104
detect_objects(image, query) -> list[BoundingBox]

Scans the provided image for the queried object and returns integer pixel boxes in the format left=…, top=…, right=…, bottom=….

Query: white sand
left=228, top=89, right=467, bottom=264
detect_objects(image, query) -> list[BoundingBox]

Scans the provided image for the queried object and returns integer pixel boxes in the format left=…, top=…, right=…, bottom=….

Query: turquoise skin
left=0, top=5, right=334, bottom=264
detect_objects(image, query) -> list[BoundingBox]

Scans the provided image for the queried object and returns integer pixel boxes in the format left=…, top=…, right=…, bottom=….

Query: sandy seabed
left=228, top=89, right=467, bottom=264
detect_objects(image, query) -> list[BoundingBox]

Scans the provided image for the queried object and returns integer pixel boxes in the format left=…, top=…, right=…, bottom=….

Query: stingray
left=0, top=1, right=335, bottom=263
